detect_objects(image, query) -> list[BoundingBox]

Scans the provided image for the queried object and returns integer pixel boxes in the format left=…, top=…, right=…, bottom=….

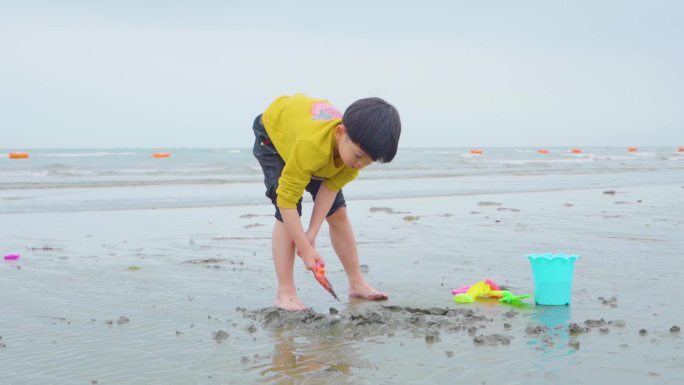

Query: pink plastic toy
left=3, top=254, right=20, bottom=261
left=451, top=278, right=501, bottom=295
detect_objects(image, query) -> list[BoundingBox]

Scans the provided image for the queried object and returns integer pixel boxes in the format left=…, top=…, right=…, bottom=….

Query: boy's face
left=335, top=125, right=373, bottom=170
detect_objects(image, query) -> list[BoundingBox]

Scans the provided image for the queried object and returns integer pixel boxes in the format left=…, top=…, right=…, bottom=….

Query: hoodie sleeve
left=324, top=166, right=359, bottom=192
left=276, top=139, right=327, bottom=208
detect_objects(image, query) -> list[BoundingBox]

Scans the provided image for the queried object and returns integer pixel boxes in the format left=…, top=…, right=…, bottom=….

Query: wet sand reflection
left=259, top=331, right=356, bottom=384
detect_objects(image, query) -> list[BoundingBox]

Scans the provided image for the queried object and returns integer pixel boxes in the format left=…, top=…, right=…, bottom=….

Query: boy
left=252, top=93, right=401, bottom=310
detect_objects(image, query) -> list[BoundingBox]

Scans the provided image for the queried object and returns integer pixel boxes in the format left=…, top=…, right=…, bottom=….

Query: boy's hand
left=300, top=249, right=324, bottom=272
left=278, top=208, right=323, bottom=272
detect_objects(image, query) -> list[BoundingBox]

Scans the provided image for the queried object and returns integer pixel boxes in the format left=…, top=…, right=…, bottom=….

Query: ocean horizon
left=2, top=146, right=683, bottom=214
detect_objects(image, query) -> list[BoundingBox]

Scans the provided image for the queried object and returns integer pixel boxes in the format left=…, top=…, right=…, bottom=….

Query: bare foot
left=349, top=282, right=388, bottom=300
left=274, top=293, right=308, bottom=311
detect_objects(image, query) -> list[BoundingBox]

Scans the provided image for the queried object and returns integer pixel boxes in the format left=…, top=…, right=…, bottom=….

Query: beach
left=1, top=148, right=684, bottom=384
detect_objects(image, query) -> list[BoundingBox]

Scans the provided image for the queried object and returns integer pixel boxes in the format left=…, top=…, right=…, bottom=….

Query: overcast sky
left=1, top=0, right=682, bottom=148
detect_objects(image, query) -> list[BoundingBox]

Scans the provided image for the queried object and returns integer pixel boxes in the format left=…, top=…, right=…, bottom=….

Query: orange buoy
left=469, top=149, right=483, bottom=155
left=9, top=152, right=29, bottom=159
left=570, top=148, right=582, bottom=154
left=537, top=149, right=549, bottom=154
left=152, top=152, right=171, bottom=158
left=627, top=147, right=638, bottom=152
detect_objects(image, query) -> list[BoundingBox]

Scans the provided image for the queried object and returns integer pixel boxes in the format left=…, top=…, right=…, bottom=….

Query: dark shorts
left=251, top=114, right=346, bottom=222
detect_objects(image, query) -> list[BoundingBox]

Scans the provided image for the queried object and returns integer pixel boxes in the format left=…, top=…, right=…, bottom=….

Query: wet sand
left=1, top=183, right=683, bottom=384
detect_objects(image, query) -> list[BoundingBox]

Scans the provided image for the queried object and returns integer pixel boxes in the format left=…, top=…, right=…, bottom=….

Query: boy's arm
left=301, top=169, right=358, bottom=253
left=280, top=208, right=324, bottom=271
left=305, top=182, right=338, bottom=244
left=276, top=140, right=331, bottom=270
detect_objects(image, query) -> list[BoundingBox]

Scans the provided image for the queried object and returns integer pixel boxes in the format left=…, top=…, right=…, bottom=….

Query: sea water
left=1, top=147, right=682, bottom=214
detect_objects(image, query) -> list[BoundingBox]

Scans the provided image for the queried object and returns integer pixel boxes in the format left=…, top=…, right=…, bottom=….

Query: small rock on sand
left=670, top=325, right=680, bottom=333
left=473, top=334, right=511, bottom=346
left=184, top=258, right=226, bottom=265
left=584, top=319, right=607, bottom=328
left=598, top=296, right=618, bottom=307
left=360, top=264, right=369, bottom=273
left=369, top=207, right=395, bottom=214
left=478, top=201, right=502, bottom=206
left=568, top=322, right=589, bottom=335
left=503, top=310, right=518, bottom=319
left=525, top=323, right=549, bottom=335
left=639, top=328, right=648, bottom=336
left=213, top=330, right=229, bottom=342
left=609, top=319, right=626, bottom=328
left=425, top=330, right=441, bottom=343
left=116, top=316, right=130, bottom=325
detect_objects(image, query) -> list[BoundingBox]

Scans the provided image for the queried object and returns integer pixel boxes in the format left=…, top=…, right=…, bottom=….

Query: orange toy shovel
left=314, top=262, right=340, bottom=301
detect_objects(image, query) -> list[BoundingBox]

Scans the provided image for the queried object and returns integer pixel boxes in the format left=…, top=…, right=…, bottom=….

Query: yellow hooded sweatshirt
left=262, top=94, right=359, bottom=209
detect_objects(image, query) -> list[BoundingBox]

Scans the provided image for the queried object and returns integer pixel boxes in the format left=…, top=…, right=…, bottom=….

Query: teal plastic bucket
left=528, top=253, right=579, bottom=306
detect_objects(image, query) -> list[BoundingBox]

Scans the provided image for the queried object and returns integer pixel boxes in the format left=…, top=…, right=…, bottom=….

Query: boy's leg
left=252, top=114, right=307, bottom=310
left=272, top=219, right=308, bottom=310
left=326, top=207, right=388, bottom=300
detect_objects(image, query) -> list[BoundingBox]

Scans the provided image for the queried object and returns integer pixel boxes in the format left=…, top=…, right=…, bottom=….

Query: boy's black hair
left=342, top=97, right=401, bottom=163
